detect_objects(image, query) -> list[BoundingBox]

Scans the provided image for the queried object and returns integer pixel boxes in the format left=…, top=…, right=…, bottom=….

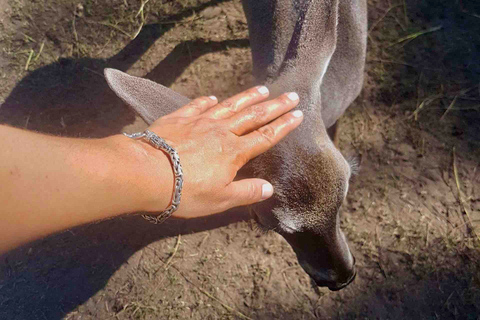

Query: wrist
left=103, top=134, right=173, bottom=213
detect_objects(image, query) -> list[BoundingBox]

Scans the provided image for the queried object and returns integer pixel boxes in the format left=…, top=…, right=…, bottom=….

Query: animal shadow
left=0, top=2, right=250, bottom=320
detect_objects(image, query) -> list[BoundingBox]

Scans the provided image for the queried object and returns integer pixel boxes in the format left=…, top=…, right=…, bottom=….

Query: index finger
left=203, top=86, right=270, bottom=119
left=162, top=96, right=218, bottom=119
left=241, top=110, right=304, bottom=161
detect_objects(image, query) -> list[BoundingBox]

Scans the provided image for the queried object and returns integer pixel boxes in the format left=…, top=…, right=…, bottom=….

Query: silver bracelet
left=123, top=129, right=183, bottom=224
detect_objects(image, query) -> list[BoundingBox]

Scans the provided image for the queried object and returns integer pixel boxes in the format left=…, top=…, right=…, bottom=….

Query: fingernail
left=257, top=86, right=269, bottom=95
left=209, top=96, right=217, bottom=101
left=261, top=183, right=274, bottom=199
left=287, top=92, right=299, bottom=101
left=292, top=110, right=303, bottom=118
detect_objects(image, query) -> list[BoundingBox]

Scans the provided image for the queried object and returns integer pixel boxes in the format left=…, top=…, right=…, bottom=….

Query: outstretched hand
left=144, top=86, right=303, bottom=218
left=0, top=86, right=302, bottom=252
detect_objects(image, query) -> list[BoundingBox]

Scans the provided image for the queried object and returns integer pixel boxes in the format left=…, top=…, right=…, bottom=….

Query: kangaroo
left=105, top=0, right=367, bottom=291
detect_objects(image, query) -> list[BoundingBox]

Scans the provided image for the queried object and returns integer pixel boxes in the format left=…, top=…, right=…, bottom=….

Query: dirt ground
left=0, top=0, right=479, bottom=319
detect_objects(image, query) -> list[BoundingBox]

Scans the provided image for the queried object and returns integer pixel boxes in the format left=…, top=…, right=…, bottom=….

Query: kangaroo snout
left=281, top=225, right=356, bottom=291
left=299, top=255, right=356, bottom=291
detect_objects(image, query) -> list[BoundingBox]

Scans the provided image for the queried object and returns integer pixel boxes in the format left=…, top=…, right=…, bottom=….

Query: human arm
left=0, top=87, right=302, bottom=253
left=0, top=125, right=159, bottom=252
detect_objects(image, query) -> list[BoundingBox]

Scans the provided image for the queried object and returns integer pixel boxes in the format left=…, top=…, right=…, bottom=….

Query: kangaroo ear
left=104, top=68, right=191, bottom=125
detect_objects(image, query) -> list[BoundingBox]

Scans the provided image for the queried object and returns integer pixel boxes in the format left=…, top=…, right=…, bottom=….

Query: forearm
left=0, top=87, right=303, bottom=253
left=0, top=125, right=171, bottom=253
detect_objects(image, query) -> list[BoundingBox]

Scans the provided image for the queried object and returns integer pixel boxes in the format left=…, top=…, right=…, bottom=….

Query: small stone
left=201, top=7, right=222, bottom=19
left=75, top=4, right=84, bottom=17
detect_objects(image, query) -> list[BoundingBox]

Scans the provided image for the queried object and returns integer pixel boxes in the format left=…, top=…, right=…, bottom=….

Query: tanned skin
left=0, top=87, right=303, bottom=254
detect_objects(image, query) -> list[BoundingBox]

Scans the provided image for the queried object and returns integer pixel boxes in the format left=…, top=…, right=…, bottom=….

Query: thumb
left=221, top=179, right=274, bottom=210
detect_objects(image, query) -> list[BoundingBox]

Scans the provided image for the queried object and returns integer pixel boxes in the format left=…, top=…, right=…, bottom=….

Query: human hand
left=141, top=86, right=303, bottom=219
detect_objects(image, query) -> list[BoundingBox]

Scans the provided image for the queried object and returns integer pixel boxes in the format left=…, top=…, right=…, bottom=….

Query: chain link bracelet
left=123, top=129, right=183, bottom=224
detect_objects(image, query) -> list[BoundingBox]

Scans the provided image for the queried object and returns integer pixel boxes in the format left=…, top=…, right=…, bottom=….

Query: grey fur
left=104, top=69, right=190, bottom=125
left=104, top=0, right=367, bottom=291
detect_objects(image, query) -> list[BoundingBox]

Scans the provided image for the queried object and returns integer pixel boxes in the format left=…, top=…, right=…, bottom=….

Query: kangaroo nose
left=300, top=252, right=357, bottom=291
left=299, top=257, right=356, bottom=291
left=320, top=267, right=356, bottom=291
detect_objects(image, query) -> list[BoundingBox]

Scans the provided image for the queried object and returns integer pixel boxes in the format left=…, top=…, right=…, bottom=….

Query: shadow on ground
left=0, top=209, right=251, bottom=320
left=370, top=0, right=480, bottom=149
left=0, top=0, right=245, bottom=138
left=0, top=1, right=251, bottom=319
left=1, top=0, right=479, bottom=319
left=250, top=246, right=480, bottom=319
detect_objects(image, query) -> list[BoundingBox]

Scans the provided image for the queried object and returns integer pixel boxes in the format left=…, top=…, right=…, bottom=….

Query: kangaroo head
left=250, top=128, right=355, bottom=290
left=104, top=68, right=355, bottom=290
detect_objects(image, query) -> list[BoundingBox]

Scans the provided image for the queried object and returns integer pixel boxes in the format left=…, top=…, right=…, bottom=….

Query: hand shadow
left=0, top=0, right=240, bottom=138
left=0, top=208, right=251, bottom=320
left=0, top=3, right=252, bottom=320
